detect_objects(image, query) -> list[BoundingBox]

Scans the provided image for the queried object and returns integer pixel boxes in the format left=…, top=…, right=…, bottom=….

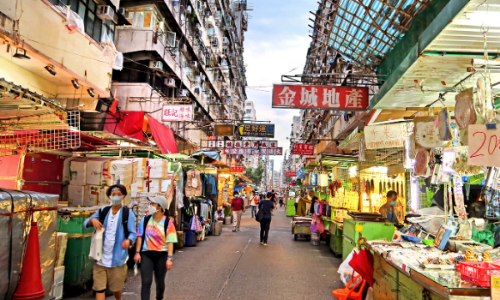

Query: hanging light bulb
left=71, top=79, right=80, bottom=89
left=13, top=48, right=30, bottom=59
left=87, top=87, right=95, bottom=97
left=44, top=64, right=56, bottom=76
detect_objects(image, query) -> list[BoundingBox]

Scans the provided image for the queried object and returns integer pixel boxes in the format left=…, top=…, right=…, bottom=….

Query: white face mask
left=110, top=195, right=123, bottom=206
left=147, top=204, right=158, bottom=215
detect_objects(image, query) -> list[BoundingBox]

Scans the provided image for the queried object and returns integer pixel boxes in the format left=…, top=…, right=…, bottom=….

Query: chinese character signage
left=286, top=172, right=297, bottom=177
left=204, top=139, right=283, bottom=155
left=272, top=84, right=368, bottom=111
left=161, top=104, right=194, bottom=121
left=237, top=123, right=275, bottom=138
left=230, top=167, right=244, bottom=173
left=292, top=143, right=314, bottom=155
left=364, top=123, right=408, bottom=150
left=214, top=125, right=234, bottom=136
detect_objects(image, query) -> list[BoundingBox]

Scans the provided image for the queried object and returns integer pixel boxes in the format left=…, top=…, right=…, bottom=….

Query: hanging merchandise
left=455, top=88, right=477, bottom=129
left=414, top=117, right=449, bottom=149
left=414, top=150, right=429, bottom=177
left=318, top=173, right=328, bottom=187
left=310, top=172, right=318, bottom=185
left=185, top=169, right=202, bottom=197
left=438, top=108, right=453, bottom=141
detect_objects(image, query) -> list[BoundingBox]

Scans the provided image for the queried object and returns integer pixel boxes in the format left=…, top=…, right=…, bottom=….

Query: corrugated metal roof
left=328, top=0, right=428, bottom=68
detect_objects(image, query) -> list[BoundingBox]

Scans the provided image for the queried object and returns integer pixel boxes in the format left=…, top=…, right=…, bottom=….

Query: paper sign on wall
left=364, top=123, right=408, bottom=149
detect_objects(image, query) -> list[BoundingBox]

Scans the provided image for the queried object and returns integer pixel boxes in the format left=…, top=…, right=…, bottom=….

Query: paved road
left=70, top=207, right=343, bottom=300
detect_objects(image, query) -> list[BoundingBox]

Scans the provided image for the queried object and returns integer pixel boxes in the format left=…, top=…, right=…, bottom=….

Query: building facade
left=243, top=100, right=256, bottom=122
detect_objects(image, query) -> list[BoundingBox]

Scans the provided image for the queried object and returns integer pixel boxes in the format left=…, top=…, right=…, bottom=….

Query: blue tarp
left=234, top=186, right=245, bottom=192
left=190, top=150, right=221, bottom=162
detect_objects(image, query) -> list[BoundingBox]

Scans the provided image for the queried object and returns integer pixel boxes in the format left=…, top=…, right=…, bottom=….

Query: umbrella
left=348, top=237, right=374, bottom=287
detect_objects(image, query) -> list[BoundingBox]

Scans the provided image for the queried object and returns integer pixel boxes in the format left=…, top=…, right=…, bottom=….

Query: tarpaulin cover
left=234, top=186, right=244, bottom=192
left=147, top=116, right=178, bottom=154
left=190, top=150, right=221, bottom=162
left=104, top=111, right=145, bottom=141
left=0, top=189, right=58, bottom=300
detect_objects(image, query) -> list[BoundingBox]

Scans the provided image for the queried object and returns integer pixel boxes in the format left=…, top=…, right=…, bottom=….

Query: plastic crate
left=459, top=261, right=500, bottom=287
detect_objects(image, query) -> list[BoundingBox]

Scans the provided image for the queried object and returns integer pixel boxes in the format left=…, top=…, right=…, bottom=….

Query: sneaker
left=264, top=243, right=268, bottom=246
left=260, top=241, right=264, bottom=245
left=232, top=227, right=236, bottom=232
left=237, top=227, right=240, bottom=231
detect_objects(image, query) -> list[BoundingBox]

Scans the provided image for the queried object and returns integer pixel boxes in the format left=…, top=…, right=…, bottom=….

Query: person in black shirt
left=258, top=192, right=275, bottom=246
left=310, top=196, right=318, bottom=215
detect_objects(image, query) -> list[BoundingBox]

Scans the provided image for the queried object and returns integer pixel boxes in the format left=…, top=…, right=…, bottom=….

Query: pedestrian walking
left=278, top=192, right=284, bottom=208
left=257, top=192, right=275, bottom=246
left=231, top=193, right=245, bottom=232
left=249, top=191, right=260, bottom=218
left=134, top=196, right=177, bottom=300
left=84, top=184, right=137, bottom=300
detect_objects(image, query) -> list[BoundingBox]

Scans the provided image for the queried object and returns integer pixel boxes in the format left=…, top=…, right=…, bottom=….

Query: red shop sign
left=230, top=167, right=244, bottom=173
left=285, top=172, right=297, bottom=177
left=272, top=84, right=368, bottom=110
left=292, top=143, right=314, bottom=155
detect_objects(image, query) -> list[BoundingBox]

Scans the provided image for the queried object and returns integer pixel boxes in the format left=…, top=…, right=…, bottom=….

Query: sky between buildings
left=244, top=0, right=316, bottom=171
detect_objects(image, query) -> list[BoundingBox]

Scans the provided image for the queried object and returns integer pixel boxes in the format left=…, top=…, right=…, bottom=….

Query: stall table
left=372, top=251, right=490, bottom=300
left=342, top=218, right=395, bottom=260
left=330, top=221, right=343, bottom=256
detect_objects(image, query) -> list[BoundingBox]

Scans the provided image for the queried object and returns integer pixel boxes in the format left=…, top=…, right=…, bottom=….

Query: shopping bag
left=89, top=228, right=105, bottom=261
left=316, top=216, right=325, bottom=233
left=349, top=237, right=374, bottom=286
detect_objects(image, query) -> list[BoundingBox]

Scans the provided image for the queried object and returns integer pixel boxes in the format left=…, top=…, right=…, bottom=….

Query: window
left=246, top=109, right=251, bottom=114
left=60, top=0, right=115, bottom=43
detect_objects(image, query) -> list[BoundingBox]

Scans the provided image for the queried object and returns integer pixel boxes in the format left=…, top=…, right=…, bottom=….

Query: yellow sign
left=355, top=224, right=363, bottom=232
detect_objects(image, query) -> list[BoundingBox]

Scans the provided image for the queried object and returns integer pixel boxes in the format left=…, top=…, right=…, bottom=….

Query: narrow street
left=73, top=208, right=342, bottom=300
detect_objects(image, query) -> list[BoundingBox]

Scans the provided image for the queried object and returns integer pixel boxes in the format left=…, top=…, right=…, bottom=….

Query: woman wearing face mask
left=134, top=196, right=177, bottom=300
left=379, top=190, right=400, bottom=225
left=84, top=184, right=137, bottom=300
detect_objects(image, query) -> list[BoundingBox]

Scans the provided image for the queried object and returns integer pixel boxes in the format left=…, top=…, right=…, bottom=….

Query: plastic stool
left=332, top=275, right=366, bottom=300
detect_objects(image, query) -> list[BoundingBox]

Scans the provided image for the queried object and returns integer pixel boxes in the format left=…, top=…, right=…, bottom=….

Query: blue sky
left=244, top=0, right=317, bottom=170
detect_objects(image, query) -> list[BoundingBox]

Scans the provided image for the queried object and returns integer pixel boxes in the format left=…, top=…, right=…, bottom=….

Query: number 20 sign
left=468, top=124, right=500, bottom=167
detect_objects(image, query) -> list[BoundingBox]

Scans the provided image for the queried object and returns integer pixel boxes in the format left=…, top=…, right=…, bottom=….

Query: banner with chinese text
left=162, top=104, right=194, bottom=121
left=237, top=123, right=275, bottom=138
left=292, top=143, right=314, bottom=155
left=272, top=84, right=368, bottom=110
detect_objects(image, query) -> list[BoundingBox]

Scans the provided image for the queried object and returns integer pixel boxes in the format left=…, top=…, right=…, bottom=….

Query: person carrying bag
left=134, top=196, right=178, bottom=300
left=257, top=192, right=275, bottom=246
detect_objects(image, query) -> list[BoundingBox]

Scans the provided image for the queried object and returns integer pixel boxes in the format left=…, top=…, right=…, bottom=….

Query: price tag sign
left=468, top=124, right=500, bottom=167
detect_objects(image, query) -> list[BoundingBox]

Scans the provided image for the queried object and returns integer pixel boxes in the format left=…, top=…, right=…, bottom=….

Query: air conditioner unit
left=222, top=37, right=229, bottom=45
left=97, top=5, right=115, bottom=21
left=149, top=61, right=163, bottom=70
left=178, top=89, right=188, bottom=97
left=165, top=78, right=176, bottom=87
left=191, top=61, right=198, bottom=68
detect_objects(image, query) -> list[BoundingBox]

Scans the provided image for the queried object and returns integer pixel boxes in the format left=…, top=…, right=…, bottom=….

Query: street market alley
left=70, top=208, right=343, bottom=300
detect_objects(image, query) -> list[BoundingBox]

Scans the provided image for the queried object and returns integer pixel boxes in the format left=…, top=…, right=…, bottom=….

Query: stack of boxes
left=66, top=157, right=170, bottom=207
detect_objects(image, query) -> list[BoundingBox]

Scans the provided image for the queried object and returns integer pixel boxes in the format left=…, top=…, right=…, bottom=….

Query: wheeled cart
left=292, top=216, right=312, bottom=241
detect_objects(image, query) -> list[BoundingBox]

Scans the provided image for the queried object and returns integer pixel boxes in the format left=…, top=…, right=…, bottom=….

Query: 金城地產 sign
left=230, top=167, right=244, bottom=173
left=272, top=84, right=368, bottom=110
left=162, top=104, right=194, bottom=121
left=237, top=123, right=274, bottom=138
left=292, top=143, right=314, bottom=155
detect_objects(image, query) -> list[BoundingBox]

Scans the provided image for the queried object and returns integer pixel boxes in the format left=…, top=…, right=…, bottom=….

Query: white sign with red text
left=161, top=104, right=194, bottom=122
left=468, top=124, right=500, bottom=167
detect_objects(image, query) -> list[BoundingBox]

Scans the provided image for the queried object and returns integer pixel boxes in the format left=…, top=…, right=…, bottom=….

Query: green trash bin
left=57, top=214, right=94, bottom=290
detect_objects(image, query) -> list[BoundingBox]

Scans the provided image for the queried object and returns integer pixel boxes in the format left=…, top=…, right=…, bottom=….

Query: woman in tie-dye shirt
left=134, top=196, right=178, bottom=300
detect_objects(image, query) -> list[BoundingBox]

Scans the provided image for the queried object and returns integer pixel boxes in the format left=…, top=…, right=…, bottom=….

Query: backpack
left=98, top=206, right=131, bottom=239
left=139, top=215, right=171, bottom=252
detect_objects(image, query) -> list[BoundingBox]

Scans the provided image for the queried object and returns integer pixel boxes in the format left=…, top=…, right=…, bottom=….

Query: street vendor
left=379, top=190, right=400, bottom=225
left=296, top=190, right=314, bottom=216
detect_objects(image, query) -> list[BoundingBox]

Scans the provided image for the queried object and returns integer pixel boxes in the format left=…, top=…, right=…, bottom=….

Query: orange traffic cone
left=14, top=222, right=46, bottom=300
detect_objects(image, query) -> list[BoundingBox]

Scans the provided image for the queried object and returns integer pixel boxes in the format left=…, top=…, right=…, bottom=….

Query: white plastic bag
left=338, top=248, right=358, bottom=286
left=89, top=228, right=104, bottom=261
left=64, top=6, right=85, bottom=35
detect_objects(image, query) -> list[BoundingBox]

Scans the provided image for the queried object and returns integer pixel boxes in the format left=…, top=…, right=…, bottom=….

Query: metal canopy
left=370, top=0, right=500, bottom=109
left=329, top=0, right=428, bottom=68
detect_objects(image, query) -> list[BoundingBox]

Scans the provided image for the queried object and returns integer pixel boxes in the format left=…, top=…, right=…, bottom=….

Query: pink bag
left=316, top=216, right=325, bottom=233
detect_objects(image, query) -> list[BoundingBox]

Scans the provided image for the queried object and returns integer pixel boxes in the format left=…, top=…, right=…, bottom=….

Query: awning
left=147, top=116, right=178, bottom=154
left=190, top=150, right=222, bottom=163
left=104, top=111, right=145, bottom=141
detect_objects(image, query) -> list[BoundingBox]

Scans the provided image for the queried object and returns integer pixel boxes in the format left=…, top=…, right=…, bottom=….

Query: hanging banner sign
left=364, top=123, right=408, bottom=149
left=225, top=141, right=233, bottom=148
left=269, top=141, right=278, bottom=148
left=214, top=124, right=235, bottom=136
left=272, top=84, right=369, bottom=110
left=468, top=124, right=500, bottom=167
left=162, top=104, right=194, bottom=121
left=286, top=172, right=297, bottom=177
left=276, top=147, right=283, bottom=155
left=231, top=167, right=244, bottom=173
left=292, top=143, right=314, bottom=155
left=237, top=123, right=275, bottom=137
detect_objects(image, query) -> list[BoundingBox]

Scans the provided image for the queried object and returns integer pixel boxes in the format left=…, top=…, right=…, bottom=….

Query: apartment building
left=243, top=100, right=256, bottom=122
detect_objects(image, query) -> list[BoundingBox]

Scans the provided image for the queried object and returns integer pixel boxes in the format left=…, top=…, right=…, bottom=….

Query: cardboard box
left=110, top=173, right=133, bottom=186
left=110, top=160, right=133, bottom=172
left=123, top=187, right=132, bottom=206
left=86, top=160, right=104, bottom=185
left=51, top=266, right=65, bottom=300
left=132, top=158, right=147, bottom=178
left=143, top=179, right=162, bottom=193
left=131, top=178, right=144, bottom=197
left=69, top=161, right=86, bottom=186
left=84, top=185, right=106, bottom=207
left=147, top=159, right=167, bottom=178
left=68, top=185, right=84, bottom=207
left=55, top=233, right=68, bottom=268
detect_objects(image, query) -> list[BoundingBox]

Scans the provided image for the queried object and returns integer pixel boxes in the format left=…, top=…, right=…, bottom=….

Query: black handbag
left=256, top=209, right=264, bottom=222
